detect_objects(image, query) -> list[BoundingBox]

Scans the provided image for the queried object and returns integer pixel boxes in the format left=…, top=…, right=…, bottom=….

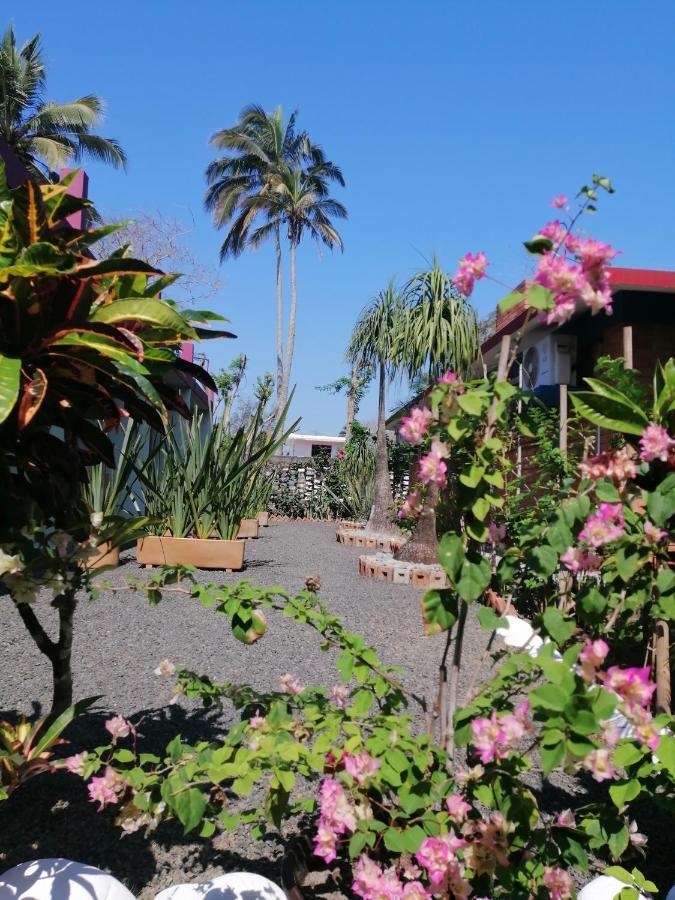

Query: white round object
left=579, top=875, right=647, bottom=900
left=155, top=872, right=286, bottom=900
left=497, top=615, right=544, bottom=657
left=0, top=859, right=135, bottom=900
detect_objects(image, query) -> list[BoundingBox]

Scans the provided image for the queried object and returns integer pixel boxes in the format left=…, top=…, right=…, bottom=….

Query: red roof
left=481, top=267, right=675, bottom=354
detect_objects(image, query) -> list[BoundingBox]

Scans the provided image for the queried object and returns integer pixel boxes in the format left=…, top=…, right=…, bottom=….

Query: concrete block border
left=357, top=552, right=449, bottom=589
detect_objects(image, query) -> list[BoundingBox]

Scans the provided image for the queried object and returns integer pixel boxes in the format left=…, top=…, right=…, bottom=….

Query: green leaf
left=530, top=683, right=567, bottom=711
left=421, top=589, right=458, bottom=635
left=476, top=606, right=505, bottom=632
left=349, top=832, right=368, bottom=857
left=608, top=822, right=630, bottom=859
left=543, top=607, right=575, bottom=645
left=540, top=740, right=566, bottom=775
left=498, top=290, right=524, bottom=314
left=90, top=298, right=197, bottom=338
left=457, top=392, right=484, bottom=416
left=173, top=787, right=207, bottom=833
left=525, top=283, right=554, bottom=310
left=609, top=779, right=641, bottom=809
left=595, top=479, right=621, bottom=503
left=604, top=867, right=634, bottom=885
left=456, top=557, right=491, bottom=602
left=531, top=545, right=559, bottom=578
left=438, top=534, right=465, bottom=583
left=570, top=385, right=648, bottom=436
left=0, top=355, right=21, bottom=424
left=524, top=236, right=554, bottom=255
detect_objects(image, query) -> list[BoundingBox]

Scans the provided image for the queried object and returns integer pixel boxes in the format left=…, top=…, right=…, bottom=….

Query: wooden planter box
left=257, top=511, right=270, bottom=527
left=237, top=518, right=259, bottom=539
left=136, top=536, right=245, bottom=570
left=85, top=542, right=120, bottom=570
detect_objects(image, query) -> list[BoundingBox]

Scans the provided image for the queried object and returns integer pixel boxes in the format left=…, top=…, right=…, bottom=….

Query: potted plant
left=136, top=394, right=298, bottom=568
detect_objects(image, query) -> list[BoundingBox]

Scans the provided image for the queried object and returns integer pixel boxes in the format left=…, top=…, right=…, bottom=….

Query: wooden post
left=655, top=621, right=671, bottom=714
left=559, top=383, right=568, bottom=453
left=623, top=325, right=633, bottom=369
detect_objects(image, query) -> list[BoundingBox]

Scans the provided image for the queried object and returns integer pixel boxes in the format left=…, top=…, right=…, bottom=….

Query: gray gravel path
left=0, top=523, right=493, bottom=898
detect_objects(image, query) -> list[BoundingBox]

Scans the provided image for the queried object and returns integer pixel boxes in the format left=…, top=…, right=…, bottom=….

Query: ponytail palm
left=395, top=260, right=480, bottom=564
left=347, top=284, right=405, bottom=533
left=0, top=26, right=126, bottom=178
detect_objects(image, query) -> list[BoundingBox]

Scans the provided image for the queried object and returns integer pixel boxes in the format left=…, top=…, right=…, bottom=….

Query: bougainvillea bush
left=10, top=177, right=675, bottom=899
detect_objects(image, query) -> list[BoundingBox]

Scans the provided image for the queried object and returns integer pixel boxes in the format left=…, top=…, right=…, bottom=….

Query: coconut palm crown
left=0, top=26, right=126, bottom=178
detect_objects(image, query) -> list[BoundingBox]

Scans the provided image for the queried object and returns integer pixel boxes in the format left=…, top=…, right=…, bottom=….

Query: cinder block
left=428, top=569, right=448, bottom=588
left=393, top=565, right=411, bottom=584
left=378, top=564, right=394, bottom=582
left=411, top=569, right=431, bottom=588
left=365, top=537, right=378, bottom=549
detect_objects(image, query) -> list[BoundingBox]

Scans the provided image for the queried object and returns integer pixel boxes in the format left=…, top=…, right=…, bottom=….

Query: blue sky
left=13, top=1, right=675, bottom=432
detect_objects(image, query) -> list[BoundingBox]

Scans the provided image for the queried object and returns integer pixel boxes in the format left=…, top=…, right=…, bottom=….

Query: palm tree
left=0, top=26, right=126, bottom=179
left=347, top=283, right=405, bottom=533
left=205, top=105, right=305, bottom=395
left=205, top=106, right=346, bottom=417
left=394, top=260, right=480, bottom=564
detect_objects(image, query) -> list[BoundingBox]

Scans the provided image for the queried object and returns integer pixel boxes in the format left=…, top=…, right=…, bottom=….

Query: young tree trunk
left=345, top=364, right=358, bottom=441
left=367, top=359, right=394, bottom=533
left=655, top=620, right=671, bottom=714
left=15, top=587, right=77, bottom=723
left=396, top=479, right=439, bottom=564
left=277, top=240, right=298, bottom=415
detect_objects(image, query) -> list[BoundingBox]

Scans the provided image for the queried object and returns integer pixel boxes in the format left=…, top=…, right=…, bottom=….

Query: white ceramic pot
left=154, top=872, right=287, bottom=900
left=0, top=859, right=135, bottom=900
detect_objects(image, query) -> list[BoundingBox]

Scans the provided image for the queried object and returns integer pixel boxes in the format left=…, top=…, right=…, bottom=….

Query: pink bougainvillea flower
left=644, top=519, right=666, bottom=544
left=344, top=751, right=381, bottom=785
left=539, top=220, right=568, bottom=246
left=318, top=778, right=357, bottom=834
left=578, top=503, right=625, bottom=547
left=470, top=713, right=506, bottom=764
left=352, top=855, right=384, bottom=899
left=249, top=709, right=266, bottom=729
left=571, top=236, right=619, bottom=271
left=454, top=251, right=488, bottom=297
left=446, top=793, right=472, bottom=823
left=556, top=809, right=576, bottom=828
left=399, top=406, right=432, bottom=446
left=477, top=811, right=511, bottom=868
left=560, top=546, right=602, bottom=574
left=579, top=446, right=637, bottom=485
left=402, top=881, right=430, bottom=900
left=330, top=684, right=350, bottom=709
left=438, top=370, right=459, bottom=384
left=398, top=490, right=424, bottom=520
left=64, top=751, right=88, bottom=775
left=542, top=866, right=574, bottom=900
left=415, top=835, right=456, bottom=886
left=580, top=638, right=610, bottom=669
left=604, top=666, right=656, bottom=710
left=551, top=194, right=568, bottom=209
left=633, top=708, right=661, bottom=751
left=583, top=747, right=616, bottom=782
left=639, top=422, right=675, bottom=463
left=87, top=767, right=125, bottom=810
left=279, top=673, right=303, bottom=695
left=419, top=444, right=448, bottom=488
left=104, top=715, right=132, bottom=742
left=313, top=824, right=338, bottom=863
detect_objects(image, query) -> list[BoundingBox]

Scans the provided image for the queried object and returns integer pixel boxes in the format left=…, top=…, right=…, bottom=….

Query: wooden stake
left=622, top=325, right=634, bottom=369
left=559, top=383, right=568, bottom=453
left=655, top=620, right=671, bottom=714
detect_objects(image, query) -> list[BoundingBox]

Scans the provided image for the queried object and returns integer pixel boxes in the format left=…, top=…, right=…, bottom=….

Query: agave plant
left=82, top=418, right=145, bottom=519
left=0, top=162, right=233, bottom=535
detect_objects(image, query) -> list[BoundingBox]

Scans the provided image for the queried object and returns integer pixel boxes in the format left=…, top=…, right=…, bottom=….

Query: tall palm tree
left=205, top=105, right=346, bottom=417
left=394, top=260, right=480, bottom=564
left=0, top=26, right=126, bottom=178
left=347, top=283, right=405, bottom=533
left=205, top=105, right=305, bottom=395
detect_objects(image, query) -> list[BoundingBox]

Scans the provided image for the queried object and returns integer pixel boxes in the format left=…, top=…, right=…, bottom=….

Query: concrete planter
left=85, top=542, right=120, bottom=570
left=257, top=511, right=270, bottom=527
left=236, top=518, right=259, bottom=539
left=136, top=536, right=245, bottom=570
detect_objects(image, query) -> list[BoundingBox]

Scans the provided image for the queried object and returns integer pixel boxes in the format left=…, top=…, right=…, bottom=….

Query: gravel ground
left=1, top=523, right=670, bottom=895
left=1, top=522, right=497, bottom=898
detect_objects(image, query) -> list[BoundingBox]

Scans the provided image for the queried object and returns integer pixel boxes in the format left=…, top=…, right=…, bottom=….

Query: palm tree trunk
left=396, top=478, right=439, bottom=564
left=275, top=226, right=284, bottom=399
left=278, top=240, right=298, bottom=413
left=345, top=365, right=358, bottom=440
left=367, top=359, right=394, bottom=533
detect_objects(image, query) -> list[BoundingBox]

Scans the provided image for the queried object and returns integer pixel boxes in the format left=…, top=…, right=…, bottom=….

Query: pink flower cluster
left=604, top=666, right=656, bottom=713
left=533, top=232, right=618, bottom=326
left=639, top=422, right=675, bottom=463
left=353, top=855, right=426, bottom=900
left=344, top=751, right=381, bottom=785
left=560, top=546, right=602, bottom=575
left=579, top=446, right=637, bottom=486
left=542, top=866, right=574, bottom=900
left=399, top=407, right=432, bottom=446
left=279, top=673, right=303, bottom=695
left=551, top=194, right=568, bottom=209
left=105, top=715, right=132, bottom=742
left=579, top=638, right=609, bottom=682
left=454, top=252, right=488, bottom=297
left=330, top=684, right=350, bottom=709
left=438, top=371, right=459, bottom=384
left=578, top=503, right=625, bottom=547
left=470, top=700, right=532, bottom=764
left=419, top=440, right=449, bottom=488
left=644, top=519, right=666, bottom=544
left=313, top=778, right=357, bottom=864
left=416, top=833, right=468, bottom=893
left=398, top=490, right=424, bottom=521
left=87, top=767, right=127, bottom=810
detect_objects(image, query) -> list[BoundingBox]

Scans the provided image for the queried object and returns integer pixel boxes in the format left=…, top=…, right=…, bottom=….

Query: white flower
left=0, top=549, right=23, bottom=578
left=90, top=512, right=104, bottom=529
left=154, top=659, right=176, bottom=677
left=4, top=574, right=38, bottom=605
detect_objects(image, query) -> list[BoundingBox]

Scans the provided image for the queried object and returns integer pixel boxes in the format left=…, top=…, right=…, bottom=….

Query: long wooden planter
left=136, top=536, right=245, bottom=570
left=257, top=511, right=270, bottom=527
left=237, top=518, right=259, bottom=539
left=85, top=542, right=120, bottom=570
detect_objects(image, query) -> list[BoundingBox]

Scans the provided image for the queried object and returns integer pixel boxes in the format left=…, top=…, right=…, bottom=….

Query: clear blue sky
left=13, top=1, right=675, bottom=433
